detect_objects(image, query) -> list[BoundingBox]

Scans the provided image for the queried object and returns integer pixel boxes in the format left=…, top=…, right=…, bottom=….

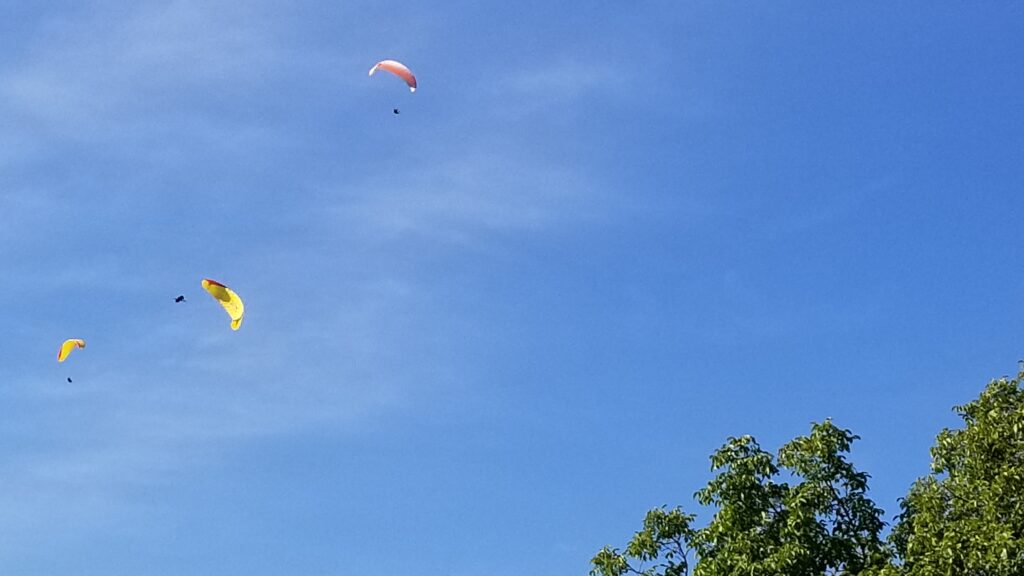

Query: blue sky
left=1, top=1, right=1023, bottom=574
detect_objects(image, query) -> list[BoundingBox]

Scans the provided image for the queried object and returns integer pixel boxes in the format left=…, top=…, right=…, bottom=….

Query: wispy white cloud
left=329, top=145, right=604, bottom=243
left=1, top=3, right=277, bottom=132
left=0, top=297, right=406, bottom=549
left=0, top=2, right=622, bottom=561
left=482, top=56, right=627, bottom=120
left=0, top=1, right=404, bottom=548
left=503, top=59, right=620, bottom=99
left=0, top=1, right=364, bottom=175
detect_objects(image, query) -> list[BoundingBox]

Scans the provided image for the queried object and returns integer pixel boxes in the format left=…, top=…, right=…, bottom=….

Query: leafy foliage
left=889, top=376, right=1024, bottom=575
left=592, top=420, right=887, bottom=576
left=593, top=372, right=1024, bottom=576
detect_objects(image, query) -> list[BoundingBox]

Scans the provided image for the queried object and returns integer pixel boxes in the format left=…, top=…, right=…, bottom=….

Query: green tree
left=591, top=420, right=887, bottom=576
left=888, top=375, right=1024, bottom=575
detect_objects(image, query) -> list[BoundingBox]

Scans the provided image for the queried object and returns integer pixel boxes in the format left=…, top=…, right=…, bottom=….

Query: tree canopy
left=889, top=375, right=1024, bottom=575
left=592, top=373, right=1024, bottom=576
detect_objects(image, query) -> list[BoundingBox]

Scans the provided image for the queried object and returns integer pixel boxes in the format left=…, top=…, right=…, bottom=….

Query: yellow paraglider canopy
left=202, top=278, right=244, bottom=331
left=57, top=338, right=85, bottom=363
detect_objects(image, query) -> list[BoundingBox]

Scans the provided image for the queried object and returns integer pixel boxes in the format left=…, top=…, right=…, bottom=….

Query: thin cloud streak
left=327, top=145, right=607, bottom=243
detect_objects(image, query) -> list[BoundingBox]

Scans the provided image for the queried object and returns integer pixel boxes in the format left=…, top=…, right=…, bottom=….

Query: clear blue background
left=1, top=2, right=1023, bottom=574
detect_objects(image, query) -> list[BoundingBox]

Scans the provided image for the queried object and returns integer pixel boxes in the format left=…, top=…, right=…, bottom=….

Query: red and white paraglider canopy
left=369, top=59, right=417, bottom=92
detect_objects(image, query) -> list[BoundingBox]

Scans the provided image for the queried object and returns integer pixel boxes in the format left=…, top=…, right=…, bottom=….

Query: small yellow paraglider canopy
left=202, top=278, right=244, bottom=331
left=57, top=338, right=85, bottom=363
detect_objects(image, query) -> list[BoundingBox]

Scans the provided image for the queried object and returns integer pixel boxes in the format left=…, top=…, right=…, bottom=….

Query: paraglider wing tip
left=409, top=87, right=416, bottom=92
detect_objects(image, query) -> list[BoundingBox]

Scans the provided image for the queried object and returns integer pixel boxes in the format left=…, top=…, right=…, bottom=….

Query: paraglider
left=201, top=278, right=244, bottom=331
left=393, top=108, right=400, bottom=115
left=57, top=338, right=85, bottom=363
left=175, top=295, right=186, bottom=303
left=369, top=59, right=417, bottom=92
